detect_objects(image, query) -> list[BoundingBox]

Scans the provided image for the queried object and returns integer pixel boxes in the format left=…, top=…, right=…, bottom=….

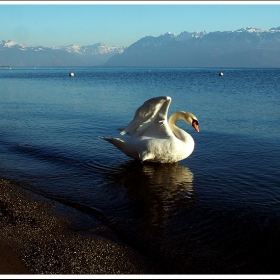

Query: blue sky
left=1, top=2, right=280, bottom=48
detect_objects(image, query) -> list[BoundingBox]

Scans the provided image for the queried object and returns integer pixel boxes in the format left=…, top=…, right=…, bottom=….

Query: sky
left=0, top=1, right=280, bottom=48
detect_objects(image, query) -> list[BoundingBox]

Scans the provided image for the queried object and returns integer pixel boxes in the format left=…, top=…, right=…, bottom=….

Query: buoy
left=69, top=72, right=74, bottom=77
left=219, top=72, right=224, bottom=76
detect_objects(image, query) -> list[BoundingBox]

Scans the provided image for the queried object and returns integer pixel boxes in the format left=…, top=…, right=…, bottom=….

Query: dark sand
left=0, top=178, right=161, bottom=274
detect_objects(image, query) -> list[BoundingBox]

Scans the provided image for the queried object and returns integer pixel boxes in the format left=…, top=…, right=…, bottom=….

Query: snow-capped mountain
left=105, top=27, right=280, bottom=68
left=0, top=40, right=124, bottom=66
left=53, top=43, right=124, bottom=56
left=1, top=27, right=280, bottom=67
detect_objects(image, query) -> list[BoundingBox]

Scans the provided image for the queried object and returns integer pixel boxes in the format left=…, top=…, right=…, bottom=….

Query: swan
left=100, top=96, right=199, bottom=163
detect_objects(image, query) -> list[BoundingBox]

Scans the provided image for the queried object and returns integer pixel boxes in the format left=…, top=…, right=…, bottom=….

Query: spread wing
left=120, top=96, right=173, bottom=138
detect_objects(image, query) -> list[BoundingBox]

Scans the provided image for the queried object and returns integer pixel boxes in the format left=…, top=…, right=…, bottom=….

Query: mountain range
left=1, top=27, right=280, bottom=68
left=0, top=41, right=124, bottom=67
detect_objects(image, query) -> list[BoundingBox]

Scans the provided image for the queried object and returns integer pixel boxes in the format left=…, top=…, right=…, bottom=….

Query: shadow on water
left=100, top=161, right=202, bottom=273
left=103, top=161, right=197, bottom=228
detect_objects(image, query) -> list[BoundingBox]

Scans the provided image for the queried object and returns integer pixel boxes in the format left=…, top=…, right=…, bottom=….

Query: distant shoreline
left=1, top=65, right=280, bottom=69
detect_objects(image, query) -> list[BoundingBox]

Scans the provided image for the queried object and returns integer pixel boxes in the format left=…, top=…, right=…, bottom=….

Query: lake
left=0, top=67, right=280, bottom=273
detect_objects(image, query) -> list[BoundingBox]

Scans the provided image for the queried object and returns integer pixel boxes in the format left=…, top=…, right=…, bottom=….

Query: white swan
left=100, top=96, right=199, bottom=163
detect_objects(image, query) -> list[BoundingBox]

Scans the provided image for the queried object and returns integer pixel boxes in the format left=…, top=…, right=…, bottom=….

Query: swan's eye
left=192, top=119, right=199, bottom=126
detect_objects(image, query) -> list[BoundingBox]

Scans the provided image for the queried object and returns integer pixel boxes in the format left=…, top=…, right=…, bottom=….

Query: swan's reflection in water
left=104, top=161, right=198, bottom=228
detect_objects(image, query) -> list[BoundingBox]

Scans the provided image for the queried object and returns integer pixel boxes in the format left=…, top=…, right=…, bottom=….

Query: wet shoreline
left=0, top=178, right=161, bottom=274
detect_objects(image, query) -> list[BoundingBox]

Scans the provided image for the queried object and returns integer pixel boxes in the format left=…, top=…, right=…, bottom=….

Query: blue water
left=1, top=67, right=280, bottom=273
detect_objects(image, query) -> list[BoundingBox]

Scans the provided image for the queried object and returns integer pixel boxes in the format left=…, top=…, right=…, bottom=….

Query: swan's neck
left=168, top=112, right=191, bottom=140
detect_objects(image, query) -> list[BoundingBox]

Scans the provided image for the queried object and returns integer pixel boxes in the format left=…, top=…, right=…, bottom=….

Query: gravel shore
left=0, top=178, right=160, bottom=274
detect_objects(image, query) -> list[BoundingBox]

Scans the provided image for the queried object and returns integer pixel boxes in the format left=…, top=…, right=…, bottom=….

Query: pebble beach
left=0, top=178, right=161, bottom=275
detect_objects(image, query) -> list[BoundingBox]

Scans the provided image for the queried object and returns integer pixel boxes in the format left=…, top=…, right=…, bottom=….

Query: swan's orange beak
left=192, top=121, right=199, bottom=132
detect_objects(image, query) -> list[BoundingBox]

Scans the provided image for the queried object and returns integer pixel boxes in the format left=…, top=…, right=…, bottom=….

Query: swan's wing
left=120, top=96, right=173, bottom=138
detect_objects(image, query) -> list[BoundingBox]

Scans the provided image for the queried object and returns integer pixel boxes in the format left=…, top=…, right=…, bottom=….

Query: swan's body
left=100, top=96, right=199, bottom=163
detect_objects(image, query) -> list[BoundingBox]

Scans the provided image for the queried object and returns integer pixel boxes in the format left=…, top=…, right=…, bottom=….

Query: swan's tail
left=99, top=136, right=153, bottom=162
left=99, top=136, right=125, bottom=150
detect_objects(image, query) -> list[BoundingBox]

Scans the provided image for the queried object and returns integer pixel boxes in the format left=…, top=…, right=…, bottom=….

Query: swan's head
left=180, top=111, right=200, bottom=132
